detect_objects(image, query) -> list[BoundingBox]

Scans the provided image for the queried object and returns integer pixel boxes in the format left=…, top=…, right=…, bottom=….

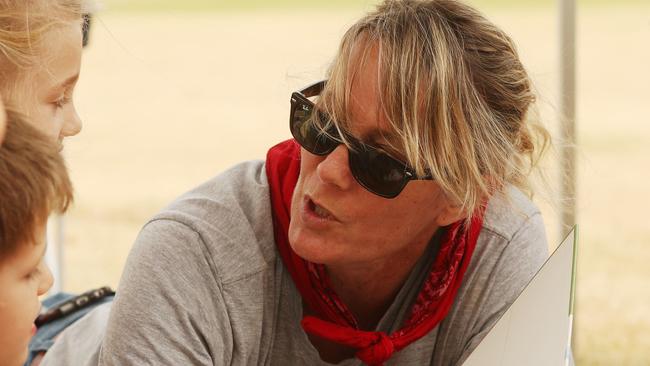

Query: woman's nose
left=315, top=144, right=354, bottom=192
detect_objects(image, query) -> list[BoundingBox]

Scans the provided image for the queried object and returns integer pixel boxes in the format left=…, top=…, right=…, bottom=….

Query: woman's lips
left=301, top=196, right=340, bottom=227
left=310, top=199, right=336, bottom=220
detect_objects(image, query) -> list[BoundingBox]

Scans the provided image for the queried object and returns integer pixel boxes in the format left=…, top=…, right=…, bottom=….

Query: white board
left=463, top=227, right=577, bottom=366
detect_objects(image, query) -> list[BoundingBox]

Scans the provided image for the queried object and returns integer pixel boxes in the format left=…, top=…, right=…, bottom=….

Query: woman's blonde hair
left=316, top=0, right=550, bottom=217
left=0, top=0, right=82, bottom=90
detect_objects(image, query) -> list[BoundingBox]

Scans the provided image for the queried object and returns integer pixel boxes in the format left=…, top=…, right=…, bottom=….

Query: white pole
left=45, top=214, right=65, bottom=293
left=559, top=0, right=577, bottom=355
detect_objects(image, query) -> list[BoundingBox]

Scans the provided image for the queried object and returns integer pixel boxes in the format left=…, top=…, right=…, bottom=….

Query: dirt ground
left=59, top=5, right=649, bottom=365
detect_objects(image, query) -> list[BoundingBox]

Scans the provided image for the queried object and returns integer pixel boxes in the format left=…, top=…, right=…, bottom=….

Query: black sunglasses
left=289, top=80, right=433, bottom=199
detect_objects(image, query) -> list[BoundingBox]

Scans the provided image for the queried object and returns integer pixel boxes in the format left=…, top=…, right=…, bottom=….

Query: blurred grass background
left=102, top=0, right=648, bottom=12
left=62, top=0, right=649, bottom=365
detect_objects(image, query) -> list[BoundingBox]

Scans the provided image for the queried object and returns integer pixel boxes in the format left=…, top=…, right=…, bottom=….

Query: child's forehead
left=1, top=225, right=47, bottom=270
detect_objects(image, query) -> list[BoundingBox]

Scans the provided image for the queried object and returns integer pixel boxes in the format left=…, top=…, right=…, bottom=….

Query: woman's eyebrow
left=364, top=129, right=400, bottom=146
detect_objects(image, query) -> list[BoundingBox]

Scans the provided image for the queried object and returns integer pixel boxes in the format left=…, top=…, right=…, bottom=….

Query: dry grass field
left=58, top=3, right=648, bottom=365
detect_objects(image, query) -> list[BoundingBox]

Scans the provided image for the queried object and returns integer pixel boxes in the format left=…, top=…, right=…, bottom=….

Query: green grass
left=102, top=0, right=647, bottom=13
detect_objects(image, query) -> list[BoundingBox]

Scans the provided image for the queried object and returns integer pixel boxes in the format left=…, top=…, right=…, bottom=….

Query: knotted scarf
left=266, top=139, right=484, bottom=366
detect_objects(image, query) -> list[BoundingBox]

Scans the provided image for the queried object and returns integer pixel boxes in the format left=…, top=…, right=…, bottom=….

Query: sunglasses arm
left=299, top=80, right=326, bottom=98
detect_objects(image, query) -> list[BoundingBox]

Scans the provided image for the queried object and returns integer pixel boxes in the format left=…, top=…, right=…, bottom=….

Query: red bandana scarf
left=266, top=140, right=484, bottom=366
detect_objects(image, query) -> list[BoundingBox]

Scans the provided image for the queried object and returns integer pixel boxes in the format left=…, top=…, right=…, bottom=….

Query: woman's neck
left=304, top=231, right=439, bottom=364
left=326, top=237, right=432, bottom=330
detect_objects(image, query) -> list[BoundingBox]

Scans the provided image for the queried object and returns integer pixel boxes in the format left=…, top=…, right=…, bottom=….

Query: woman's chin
left=288, top=228, right=338, bottom=265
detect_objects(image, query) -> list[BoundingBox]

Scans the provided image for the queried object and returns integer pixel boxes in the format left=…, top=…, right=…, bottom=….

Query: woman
left=101, top=0, right=550, bottom=365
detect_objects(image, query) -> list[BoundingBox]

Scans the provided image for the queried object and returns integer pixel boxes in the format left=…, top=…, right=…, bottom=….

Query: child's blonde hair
left=0, top=0, right=82, bottom=97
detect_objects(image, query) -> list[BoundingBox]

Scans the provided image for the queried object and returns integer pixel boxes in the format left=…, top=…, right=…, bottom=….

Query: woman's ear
left=435, top=203, right=468, bottom=227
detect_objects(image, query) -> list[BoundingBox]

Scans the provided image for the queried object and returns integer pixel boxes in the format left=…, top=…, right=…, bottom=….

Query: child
left=0, top=0, right=84, bottom=141
left=0, top=110, right=73, bottom=366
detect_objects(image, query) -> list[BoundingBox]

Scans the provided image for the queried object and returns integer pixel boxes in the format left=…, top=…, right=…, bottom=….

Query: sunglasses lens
left=291, top=99, right=337, bottom=155
left=349, top=147, right=408, bottom=198
left=289, top=88, right=417, bottom=198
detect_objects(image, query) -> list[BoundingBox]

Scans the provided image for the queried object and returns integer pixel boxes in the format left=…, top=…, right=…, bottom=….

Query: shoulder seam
left=144, top=217, right=225, bottom=286
left=509, top=211, right=542, bottom=242
left=221, top=268, right=268, bottom=286
left=481, top=209, right=541, bottom=241
left=144, top=215, right=272, bottom=286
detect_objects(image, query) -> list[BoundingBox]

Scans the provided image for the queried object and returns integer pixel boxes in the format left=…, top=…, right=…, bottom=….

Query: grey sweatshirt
left=94, top=160, right=547, bottom=366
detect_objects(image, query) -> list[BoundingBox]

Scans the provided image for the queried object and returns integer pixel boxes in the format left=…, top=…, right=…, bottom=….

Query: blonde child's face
left=0, top=223, right=53, bottom=366
left=19, top=22, right=83, bottom=147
